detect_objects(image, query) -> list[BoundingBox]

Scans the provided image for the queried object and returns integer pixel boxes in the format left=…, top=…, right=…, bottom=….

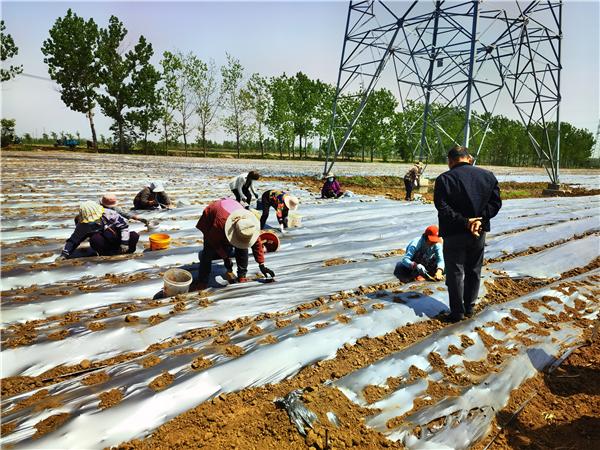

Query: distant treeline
left=1, top=11, right=596, bottom=167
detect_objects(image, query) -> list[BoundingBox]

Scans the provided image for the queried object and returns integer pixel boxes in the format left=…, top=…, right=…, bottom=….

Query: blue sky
left=1, top=1, right=598, bottom=143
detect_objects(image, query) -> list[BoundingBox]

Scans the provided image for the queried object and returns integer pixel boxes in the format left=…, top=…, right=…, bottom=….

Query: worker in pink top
left=195, top=198, right=275, bottom=289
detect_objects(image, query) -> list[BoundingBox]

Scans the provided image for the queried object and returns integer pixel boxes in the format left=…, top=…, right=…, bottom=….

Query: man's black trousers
left=443, top=232, right=486, bottom=317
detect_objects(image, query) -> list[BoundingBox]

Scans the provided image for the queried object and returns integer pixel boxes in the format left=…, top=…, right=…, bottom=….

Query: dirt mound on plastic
left=117, top=319, right=447, bottom=449
left=98, top=388, right=124, bottom=409
left=474, top=335, right=600, bottom=450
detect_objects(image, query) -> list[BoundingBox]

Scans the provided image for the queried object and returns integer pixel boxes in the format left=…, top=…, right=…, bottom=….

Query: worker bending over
left=396, top=225, right=444, bottom=281
left=134, top=181, right=173, bottom=209
left=195, top=198, right=275, bottom=290
left=404, top=162, right=424, bottom=201
left=56, top=201, right=139, bottom=261
left=260, top=190, right=299, bottom=232
left=230, top=171, right=260, bottom=205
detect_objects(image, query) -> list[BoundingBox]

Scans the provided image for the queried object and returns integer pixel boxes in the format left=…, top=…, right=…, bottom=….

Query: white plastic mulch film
left=1, top=152, right=598, bottom=449
left=334, top=271, right=599, bottom=449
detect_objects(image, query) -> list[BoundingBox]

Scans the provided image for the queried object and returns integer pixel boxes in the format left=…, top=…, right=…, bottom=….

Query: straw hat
left=284, top=194, right=299, bottom=210
left=79, top=201, right=104, bottom=223
left=149, top=181, right=165, bottom=193
left=225, top=209, right=261, bottom=249
left=100, top=193, right=118, bottom=207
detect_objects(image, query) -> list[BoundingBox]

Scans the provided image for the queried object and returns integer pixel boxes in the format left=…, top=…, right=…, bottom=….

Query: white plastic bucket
left=163, top=268, right=193, bottom=297
left=288, top=212, right=302, bottom=228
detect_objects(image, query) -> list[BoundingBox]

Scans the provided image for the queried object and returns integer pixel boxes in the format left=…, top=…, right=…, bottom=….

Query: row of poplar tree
left=3, top=11, right=596, bottom=166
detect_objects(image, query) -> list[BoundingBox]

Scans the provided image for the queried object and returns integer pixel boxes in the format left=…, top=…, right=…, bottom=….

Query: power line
left=18, top=72, right=53, bottom=82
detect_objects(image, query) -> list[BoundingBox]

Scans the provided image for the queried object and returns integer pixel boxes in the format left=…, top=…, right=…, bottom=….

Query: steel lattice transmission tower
left=323, top=0, right=563, bottom=186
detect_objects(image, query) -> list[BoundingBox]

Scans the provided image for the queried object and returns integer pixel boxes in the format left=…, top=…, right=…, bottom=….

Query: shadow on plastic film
left=392, top=262, right=449, bottom=319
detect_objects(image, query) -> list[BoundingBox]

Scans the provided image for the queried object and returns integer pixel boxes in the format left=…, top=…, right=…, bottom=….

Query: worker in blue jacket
left=396, top=225, right=445, bottom=281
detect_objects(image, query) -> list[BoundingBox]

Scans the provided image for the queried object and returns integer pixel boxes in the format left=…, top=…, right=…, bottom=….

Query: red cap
left=424, top=225, right=441, bottom=243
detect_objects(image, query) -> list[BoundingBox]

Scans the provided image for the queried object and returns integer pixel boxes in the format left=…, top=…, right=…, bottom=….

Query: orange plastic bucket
left=260, top=230, right=280, bottom=252
left=149, top=233, right=171, bottom=251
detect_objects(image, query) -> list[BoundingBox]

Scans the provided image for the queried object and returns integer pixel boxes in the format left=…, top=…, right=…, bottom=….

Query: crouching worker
left=134, top=181, right=173, bottom=209
left=321, top=174, right=344, bottom=199
left=396, top=225, right=444, bottom=281
left=260, top=190, right=299, bottom=232
left=195, top=198, right=275, bottom=290
left=56, top=201, right=139, bottom=261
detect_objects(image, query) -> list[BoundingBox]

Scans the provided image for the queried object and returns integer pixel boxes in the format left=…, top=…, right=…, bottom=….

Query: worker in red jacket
left=195, top=198, right=275, bottom=290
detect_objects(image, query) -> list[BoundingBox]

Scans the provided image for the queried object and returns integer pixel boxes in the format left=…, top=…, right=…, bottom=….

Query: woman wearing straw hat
left=321, top=173, right=344, bottom=199
left=55, top=201, right=139, bottom=261
left=195, top=198, right=275, bottom=290
left=259, top=189, right=299, bottom=232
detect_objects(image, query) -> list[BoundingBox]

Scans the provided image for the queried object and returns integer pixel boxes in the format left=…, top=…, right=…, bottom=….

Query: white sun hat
left=284, top=194, right=299, bottom=211
left=149, top=181, right=165, bottom=193
left=225, top=209, right=261, bottom=249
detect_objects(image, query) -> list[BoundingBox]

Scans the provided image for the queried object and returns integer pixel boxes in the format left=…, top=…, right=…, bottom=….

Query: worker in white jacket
left=230, top=171, right=260, bottom=205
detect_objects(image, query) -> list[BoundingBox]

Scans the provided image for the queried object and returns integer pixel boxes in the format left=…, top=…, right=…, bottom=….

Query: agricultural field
left=1, top=150, right=599, bottom=449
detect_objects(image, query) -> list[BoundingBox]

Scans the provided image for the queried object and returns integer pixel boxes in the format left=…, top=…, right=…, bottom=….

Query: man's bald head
left=447, top=146, right=472, bottom=168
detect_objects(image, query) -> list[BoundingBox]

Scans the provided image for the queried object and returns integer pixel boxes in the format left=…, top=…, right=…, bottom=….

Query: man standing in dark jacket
left=434, top=146, right=502, bottom=322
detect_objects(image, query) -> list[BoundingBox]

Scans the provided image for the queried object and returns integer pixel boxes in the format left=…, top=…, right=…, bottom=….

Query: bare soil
left=474, top=334, right=600, bottom=450
left=265, top=176, right=600, bottom=202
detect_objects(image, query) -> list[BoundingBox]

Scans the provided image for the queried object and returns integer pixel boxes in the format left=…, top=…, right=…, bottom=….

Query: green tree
left=1, top=20, right=22, bottom=82
left=170, top=51, right=206, bottom=154
left=221, top=53, right=249, bottom=157
left=97, top=16, right=156, bottom=152
left=195, top=59, right=222, bottom=156
left=1, top=118, right=16, bottom=147
left=289, top=72, right=321, bottom=158
left=354, top=88, right=397, bottom=162
left=313, top=81, right=335, bottom=158
left=42, top=9, right=100, bottom=149
left=127, top=60, right=161, bottom=154
left=267, top=74, right=294, bottom=158
left=159, top=51, right=182, bottom=155
left=242, top=73, right=270, bottom=157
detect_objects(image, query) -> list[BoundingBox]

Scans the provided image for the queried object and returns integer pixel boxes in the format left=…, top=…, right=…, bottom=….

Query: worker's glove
left=140, top=218, right=149, bottom=225
left=254, top=193, right=259, bottom=199
left=259, top=264, right=275, bottom=278
left=119, top=244, right=130, bottom=254
left=279, top=224, right=285, bottom=234
left=55, top=255, right=67, bottom=262
left=416, top=264, right=428, bottom=276
left=224, top=258, right=234, bottom=272
left=434, top=269, right=444, bottom=281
